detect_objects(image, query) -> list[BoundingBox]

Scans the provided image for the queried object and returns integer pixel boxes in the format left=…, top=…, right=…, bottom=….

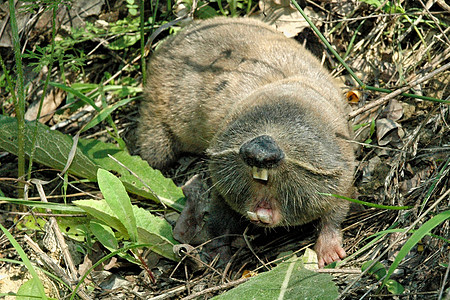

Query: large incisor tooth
left=247, top=211, right=258, bottom=221
left=257, top=212, right=272, bottom=224
left=252, top=166, right=269, bottom=181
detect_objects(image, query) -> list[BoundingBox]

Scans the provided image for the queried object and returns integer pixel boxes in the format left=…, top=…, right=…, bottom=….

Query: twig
left=148, top=285, right=187, bottom=300
left=243, top=227, right=271, bottom=271
left=346, top=140, right=406, bottom=153
left=170, top=240, right=232, bottom=279
left=437, top=0, right=450, bottom=13
left=348, top=62, right=450, bottom=119
left=181, top=277, right=250, bottom=300
left=315, top=268, right=361, bottom=274
left=438, top=251, right=450, bottom=300
left=222, top=247, right=243, bottom=283
left=32, top=179, right=78, bottom=279
left=24, top=234, right=69, bottom=280
left=24, top=235, right=91, bottom=300
left=26, top=192, right=96, bottom=200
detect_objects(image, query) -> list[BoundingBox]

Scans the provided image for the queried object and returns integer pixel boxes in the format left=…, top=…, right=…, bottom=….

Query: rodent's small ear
left=239, top=135, right=285, bottom=168
left=335, top=132, right=352, bottom=141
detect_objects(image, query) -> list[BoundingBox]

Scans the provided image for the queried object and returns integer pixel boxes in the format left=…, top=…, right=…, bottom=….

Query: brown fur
left=138, top=17, right=355, bottom=267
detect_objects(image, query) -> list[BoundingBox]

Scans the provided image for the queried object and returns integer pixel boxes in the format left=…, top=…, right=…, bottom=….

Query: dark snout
left=239, top=135, right=285, bottom=168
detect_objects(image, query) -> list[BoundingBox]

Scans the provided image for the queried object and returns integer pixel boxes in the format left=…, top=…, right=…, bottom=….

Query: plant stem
left=217, top=0, right=227, bottom=16
left=140, top=0, right=146, bottom=84
left=8, top=0, right=25, bottom=198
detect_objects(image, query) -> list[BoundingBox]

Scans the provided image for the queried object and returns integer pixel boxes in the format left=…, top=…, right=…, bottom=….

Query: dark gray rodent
left=137, top=17, right=355, bottom=267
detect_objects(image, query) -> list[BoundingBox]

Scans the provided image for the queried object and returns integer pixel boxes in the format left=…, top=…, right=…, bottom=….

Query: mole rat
left=137, top=17, right=355, bottom=268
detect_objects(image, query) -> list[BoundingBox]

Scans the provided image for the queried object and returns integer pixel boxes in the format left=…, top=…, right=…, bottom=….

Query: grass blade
left=0, top=224, right=47, bottom=299
left=382, top=210, right=450, bottom=287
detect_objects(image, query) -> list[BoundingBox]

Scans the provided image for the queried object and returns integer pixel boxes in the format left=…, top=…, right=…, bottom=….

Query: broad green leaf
left=361, top=260, right=386, bottom=280
left=54, top=216, right=90, bottom=242
left=77, top=137, right=185, bottom=211
left=97, top=169, right=137, bottom=242
left=73, top=199, right=128, bottom=236
left=385, top=279, right=405, bottom=295
left=213, top=257, right=338, bottom=300
left=73, top=199, right=178, bottom=261
left=89, top=220, right=139, bottom=264
left=90, top=220, right=118, bottom=251
left=108, top=33, right=141, bottom=50
left=383, top=210, right=450, bottom=286
left=0, top=115, right=98, bottom=180
left=16, top=279, right=44, bottom=300
left=0, top=115, right=185, bottom=211
left=18, top=215, right=47, bottom=231
left=0, top=224, right=47, bottom=299
left=134, top=205, right=178, bottom=260
left=133, top=205, right=178, bottom=245
left=302, top=248, right=318, bottom=270
left=196, top=2, right=218, bottom=19
left=361, top=261, right=404, bottom=295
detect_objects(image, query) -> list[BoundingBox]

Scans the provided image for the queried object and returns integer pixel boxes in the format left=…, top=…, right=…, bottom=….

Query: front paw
left=314, top=229, right=346, bottom=268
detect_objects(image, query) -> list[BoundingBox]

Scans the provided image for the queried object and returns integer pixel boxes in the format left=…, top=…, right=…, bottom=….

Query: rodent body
left=138, top=17, right=355, bottom=267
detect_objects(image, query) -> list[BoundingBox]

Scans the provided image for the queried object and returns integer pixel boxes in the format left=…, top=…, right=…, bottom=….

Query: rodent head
left=207, top=84, right=354, bottom=227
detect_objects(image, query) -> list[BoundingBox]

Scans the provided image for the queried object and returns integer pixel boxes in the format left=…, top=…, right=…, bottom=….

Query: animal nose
left=239, top=135, right=285, bottom=168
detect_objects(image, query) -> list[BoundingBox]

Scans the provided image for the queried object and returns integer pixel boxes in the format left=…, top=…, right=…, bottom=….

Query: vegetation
left=0, top=0, right=448, bottom=299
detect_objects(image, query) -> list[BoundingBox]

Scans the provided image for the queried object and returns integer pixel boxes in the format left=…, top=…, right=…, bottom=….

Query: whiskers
left=211, top=162, right=248, bottom=196
left=285, top=156, right=341, bottom=176
left=206, top=148, right=240, bottom=158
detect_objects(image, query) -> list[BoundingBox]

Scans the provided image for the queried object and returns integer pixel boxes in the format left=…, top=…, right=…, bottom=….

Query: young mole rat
left=137, top=17, right=355, bottom=267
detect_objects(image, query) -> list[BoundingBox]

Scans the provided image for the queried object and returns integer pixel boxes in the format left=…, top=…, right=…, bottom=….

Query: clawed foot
left=314, top=227, right=346, bottom=268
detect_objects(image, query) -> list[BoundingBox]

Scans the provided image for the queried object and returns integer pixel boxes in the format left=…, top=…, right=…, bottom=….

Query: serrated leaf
left=73, top=199, right=178, bottom=261
left=213, top=257, right=338, bottom=300
left=90, top=220, right=118, bottom=251
left=0, top=115, right=98, bottom=180
left=0, top=115, right=185, bottom=211
left=97, top=169, right=137, bottom=242
left=77, top=138, right=185, bottom=211
left=133, top=205, right=178, bottom=261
